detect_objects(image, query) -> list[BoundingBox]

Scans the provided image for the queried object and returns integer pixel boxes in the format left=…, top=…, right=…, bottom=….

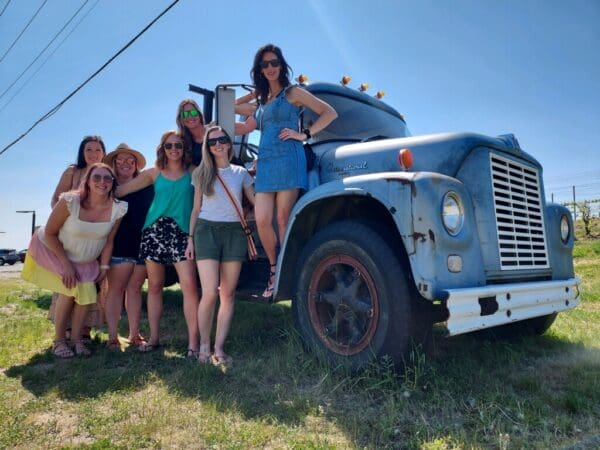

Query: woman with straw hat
left=103, top=143, right=154, bottom=351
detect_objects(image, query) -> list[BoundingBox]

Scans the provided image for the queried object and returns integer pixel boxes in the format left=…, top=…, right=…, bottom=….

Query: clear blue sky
left=1, top=0, right=599, bottom=250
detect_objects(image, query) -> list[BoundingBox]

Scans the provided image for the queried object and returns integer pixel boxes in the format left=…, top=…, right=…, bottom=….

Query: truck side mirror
left=216, top=86, right=236, bottom=146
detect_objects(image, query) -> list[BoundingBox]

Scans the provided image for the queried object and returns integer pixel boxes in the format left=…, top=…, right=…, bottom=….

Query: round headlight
left=560, top=214, right=570, bottom=244
left=442, top=191, right=464, bottom=236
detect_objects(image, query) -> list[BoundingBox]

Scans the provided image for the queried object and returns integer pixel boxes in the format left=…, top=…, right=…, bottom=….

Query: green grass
left=1, top=238, right=598, bottom=448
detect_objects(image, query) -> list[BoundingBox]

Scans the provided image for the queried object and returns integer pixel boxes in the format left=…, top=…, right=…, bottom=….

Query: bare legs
left=144, top=259, right=199, bottom=352
left=105, top=263, right=134, bottom=343
left=53, top=293, right=89, bottom=356
left=197, top=259, right=242, bottom=361
left=125, top=264, right=147, bottom=341
left=145, top=260, right=165, bottom=347
left=255, top=189, right=298, bottom=296
left=54, top=294, right=88, bottom=341
left=105, top=263, right=147, bottom=345
left=174, top=259, right=200, bottom=353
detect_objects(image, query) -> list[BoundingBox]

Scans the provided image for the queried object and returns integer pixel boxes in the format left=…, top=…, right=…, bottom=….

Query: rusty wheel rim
left=307, top=255, right=379, bottom=355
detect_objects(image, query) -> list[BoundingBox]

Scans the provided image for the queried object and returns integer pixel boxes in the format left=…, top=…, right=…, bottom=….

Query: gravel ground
left=0, top=262, right=23, bottom=279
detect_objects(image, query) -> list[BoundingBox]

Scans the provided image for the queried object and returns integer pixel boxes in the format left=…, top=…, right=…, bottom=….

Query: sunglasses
left=92, top=174, right=114, bottom=183
left=181, top=109, right=201, bottom=120
left=164, top=142, right=184, bottom=150
left=260, top=58, right=281, bottom=69
left=207, top=136, right=230, bottom=146
left=115, top=156, right=136, bottom=164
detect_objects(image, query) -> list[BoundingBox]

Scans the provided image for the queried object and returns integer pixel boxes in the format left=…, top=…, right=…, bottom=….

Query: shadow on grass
left=6, top=291, right=317, bottom=426
left=5, top=287, right=600, bottom=447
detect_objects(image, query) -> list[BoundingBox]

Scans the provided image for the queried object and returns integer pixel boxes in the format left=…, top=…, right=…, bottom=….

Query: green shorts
left=194, top=219, right=248, bottom=262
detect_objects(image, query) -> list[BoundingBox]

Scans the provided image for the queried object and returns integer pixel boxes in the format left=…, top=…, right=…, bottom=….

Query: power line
left=0, top=0, right=181, bottom=158
left=0, top=0, right=100, bottom=113
left=0, top=0, right=12, bottom=18
left=0, top=0, right=90, bottom=102
left=0, top=0, right=48, bottom=64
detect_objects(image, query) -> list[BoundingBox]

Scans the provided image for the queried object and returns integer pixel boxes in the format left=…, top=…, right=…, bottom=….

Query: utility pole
left=572, top=186, right=576, bottom=222
left=16, top=210, right=36, bottom=236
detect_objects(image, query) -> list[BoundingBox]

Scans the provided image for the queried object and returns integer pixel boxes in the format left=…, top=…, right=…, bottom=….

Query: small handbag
left=216, top=173, right=258, bottom=260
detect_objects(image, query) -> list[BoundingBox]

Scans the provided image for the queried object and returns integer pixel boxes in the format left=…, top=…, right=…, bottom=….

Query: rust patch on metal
left=411, top=232, right=426, bottom=242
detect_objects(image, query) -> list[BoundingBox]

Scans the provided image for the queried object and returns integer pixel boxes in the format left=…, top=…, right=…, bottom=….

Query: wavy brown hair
left=77, top=162, right=117, bottom=208
left=155, top=130, right=190, bottom=170
left=191, top=125, right=234, bottom=196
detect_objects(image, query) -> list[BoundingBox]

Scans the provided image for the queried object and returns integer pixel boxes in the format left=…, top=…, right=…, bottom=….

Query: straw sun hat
left=103, top=143, right=146, bottom=170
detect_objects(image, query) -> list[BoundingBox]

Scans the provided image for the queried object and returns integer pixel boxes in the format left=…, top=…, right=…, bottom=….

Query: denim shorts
left=110, top=256, right=145, bottom=266
left=194, top=219, right=247, bottom=262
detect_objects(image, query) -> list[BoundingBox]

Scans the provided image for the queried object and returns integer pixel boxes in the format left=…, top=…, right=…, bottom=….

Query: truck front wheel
left=293, top=221, right=418, bottom=370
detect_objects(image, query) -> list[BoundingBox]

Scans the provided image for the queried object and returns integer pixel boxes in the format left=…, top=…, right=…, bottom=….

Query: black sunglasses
left=260, top=58, right=281, bottom=69
left=164, top=142, right=183, bottom=150
left=207, top=136, right=230, bottom=146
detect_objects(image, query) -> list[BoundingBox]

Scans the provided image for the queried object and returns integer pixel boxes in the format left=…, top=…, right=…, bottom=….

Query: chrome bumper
left=443, top=278, right=580, bottom=336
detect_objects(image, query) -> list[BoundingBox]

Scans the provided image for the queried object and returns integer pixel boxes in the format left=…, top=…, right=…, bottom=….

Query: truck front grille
left=490, top=154, right=549, bottom=269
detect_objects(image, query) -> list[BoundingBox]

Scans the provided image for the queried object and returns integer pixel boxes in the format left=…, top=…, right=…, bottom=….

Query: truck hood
left=318, top=132, right=541, bottom=182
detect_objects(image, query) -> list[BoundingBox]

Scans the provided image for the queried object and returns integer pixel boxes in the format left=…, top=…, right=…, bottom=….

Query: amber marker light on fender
left=375, top=91, right=385, bottom=99
left=359, top=83, right=370, bottom=92
left=398, top=148, right=413, bottom=170
left=341, top=76, right=351, bottom=86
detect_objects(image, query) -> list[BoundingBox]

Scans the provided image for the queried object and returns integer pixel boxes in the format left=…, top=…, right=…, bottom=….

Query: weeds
left=0, top=239, right=598, bottom=448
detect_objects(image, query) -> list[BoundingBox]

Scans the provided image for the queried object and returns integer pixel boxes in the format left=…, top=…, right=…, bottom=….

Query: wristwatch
left=302, top=128, right=311, bottom=140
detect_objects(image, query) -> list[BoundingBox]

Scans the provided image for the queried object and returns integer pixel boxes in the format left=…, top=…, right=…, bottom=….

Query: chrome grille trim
left=490, top=154, right=549, bottom=269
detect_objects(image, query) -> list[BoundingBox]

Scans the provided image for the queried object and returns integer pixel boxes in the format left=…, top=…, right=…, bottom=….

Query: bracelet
left=302, top=128, right=312, bottom=140
left=99, top=265, right=110, bottom=270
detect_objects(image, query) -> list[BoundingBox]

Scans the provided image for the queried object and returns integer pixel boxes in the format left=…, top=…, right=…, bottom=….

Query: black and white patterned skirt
left=139, top=216, right=188, bottom=265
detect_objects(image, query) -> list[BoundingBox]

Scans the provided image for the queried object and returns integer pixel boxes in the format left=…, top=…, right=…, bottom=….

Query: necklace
left=268, top=87, right=282, bottom=100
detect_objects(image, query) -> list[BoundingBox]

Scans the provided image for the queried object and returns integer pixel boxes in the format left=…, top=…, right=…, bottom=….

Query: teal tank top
left=143, top=172, right=193, bottom=233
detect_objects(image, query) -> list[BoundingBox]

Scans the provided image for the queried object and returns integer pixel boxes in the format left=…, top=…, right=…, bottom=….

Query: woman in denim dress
left=236, top=43, right=337, bottom=298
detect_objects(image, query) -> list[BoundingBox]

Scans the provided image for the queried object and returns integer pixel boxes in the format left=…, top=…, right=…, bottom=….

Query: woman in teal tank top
left=116, top=130, right=199, bottom=356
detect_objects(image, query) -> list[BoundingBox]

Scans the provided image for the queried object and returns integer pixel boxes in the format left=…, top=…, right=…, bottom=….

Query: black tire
left=8, top=261, right=15, bottom=265
left=485, top=313, right=558, bottom=339
left=293, top=220, right=422, bottom=371
left=0, top=258, right=5, bottom=266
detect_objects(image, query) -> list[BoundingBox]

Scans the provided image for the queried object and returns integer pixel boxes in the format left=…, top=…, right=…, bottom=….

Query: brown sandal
left=53, top=339, right=74, bottom=359
left=72, top=340, right=91, bottom=357
left=128, top=334, right=147, bottom=348
left=211, top=353, right=233, bottom=369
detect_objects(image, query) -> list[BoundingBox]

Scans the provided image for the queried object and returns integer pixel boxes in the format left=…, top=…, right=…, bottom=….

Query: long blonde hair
left=191, top=125, right=233, bottom=196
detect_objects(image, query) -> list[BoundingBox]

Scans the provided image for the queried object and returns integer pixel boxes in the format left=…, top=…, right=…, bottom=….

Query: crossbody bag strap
left=216, top=173, right=257, bottom=259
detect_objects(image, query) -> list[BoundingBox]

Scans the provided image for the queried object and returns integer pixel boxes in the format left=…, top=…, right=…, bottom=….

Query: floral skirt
left=139, top=216, right=188, bottom=265
left=21, top=230, right=99, bottom=305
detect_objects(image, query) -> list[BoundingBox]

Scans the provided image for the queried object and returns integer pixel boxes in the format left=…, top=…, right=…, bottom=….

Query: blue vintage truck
left=192, top=80, right=580, bottom=370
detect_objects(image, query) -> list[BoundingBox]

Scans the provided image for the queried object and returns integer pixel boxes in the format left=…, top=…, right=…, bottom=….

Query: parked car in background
left=0, top=249, right=20, bottom=266
left=18, top=249, right=27, bottom=263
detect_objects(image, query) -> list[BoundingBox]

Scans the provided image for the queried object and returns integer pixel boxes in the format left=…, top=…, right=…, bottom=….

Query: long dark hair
left=75, top=135, right=106, bottom=169
left=251, top=43, right=292, bottom=105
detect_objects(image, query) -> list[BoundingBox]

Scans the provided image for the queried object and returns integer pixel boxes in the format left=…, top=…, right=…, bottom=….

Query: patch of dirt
left=29, top=410, right=94, bottom=446
left=0, top=264, right=23, bottom=279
